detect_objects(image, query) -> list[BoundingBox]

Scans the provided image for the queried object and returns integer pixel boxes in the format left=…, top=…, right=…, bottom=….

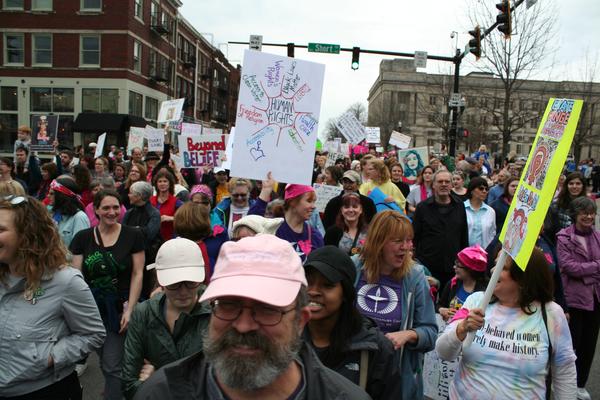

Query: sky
left=180, top=0, right=600, bottom=139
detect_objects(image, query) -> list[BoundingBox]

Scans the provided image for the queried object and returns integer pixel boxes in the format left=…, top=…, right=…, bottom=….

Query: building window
left=80, top=35, right=100, bottom=66
left=4, top=34, right=24, bottom=65
left=134, top=0, right=143, bottom=20
left=30, top=87, right=73, bottom=113
left=133, top=40, right=142, bottom=73
left=81, top=0, right=101, bottom=11
left=32, top=0, right=52, bottom=10
left=3, top=0, right=23, bottom=9
left=0, top=114, right=18, bottom=151
left=0, top=87, right=18, bottom=111
left=82, top=88, right=118, bottom=113
left=427, top=114, right=436, bottom=123
left=150, top=1, right=158, bottom=25
left=129, top=91, right=143, bottom=117
left=516, top=144, right=523, bottom=155
left=32, top=34, right=52, bottom=65
left=145, top=97, right=158, bottom=120
left=429, top=96, right=436, bottom=106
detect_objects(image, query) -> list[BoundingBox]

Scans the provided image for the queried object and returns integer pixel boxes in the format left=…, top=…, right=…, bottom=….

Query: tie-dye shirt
left=446, top=292, right=575, bottom=400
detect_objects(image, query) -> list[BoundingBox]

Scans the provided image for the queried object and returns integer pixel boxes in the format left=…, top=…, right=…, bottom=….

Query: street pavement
left=81, top=343, right=600, bottom=399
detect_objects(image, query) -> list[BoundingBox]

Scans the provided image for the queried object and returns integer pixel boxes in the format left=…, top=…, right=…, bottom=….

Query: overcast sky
left=180, top=0, right=600, bottom=138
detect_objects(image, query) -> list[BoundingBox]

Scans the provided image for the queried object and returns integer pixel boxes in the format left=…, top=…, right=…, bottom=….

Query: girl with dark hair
left=390, top=162, right=411, bottom=198
left=464, top=176, right=496, bottom=248
left=112, top=162, right=127, bottom=190
left=303, top=246, right=402, bottom=398
left=490, top=176, right=519, bottom=234
left=0, top=196, right=105, bottom=399
left=324, top=192, right=367, bottom=255
left=436, top=248, right=577, bottom=399
left=324, top=165, right=343, bottom=187
left=37, top=161, right=58, bottom=202
left=547, top=171, right=587, bottom=240
left=72, top=164, right=93, bottom=206
left=70, top=190, right=145, bottom=400
left=49, top=177, right=89, bottom=248
left=150, top=170, right=183, bottom=241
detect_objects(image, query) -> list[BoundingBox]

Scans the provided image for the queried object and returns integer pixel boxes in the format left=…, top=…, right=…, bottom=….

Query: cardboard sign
left=127, top=127, right=145, bottom=155
left=313, top=183, right=343, bottom=213
left=95, top=132, right=106, bottom=159
left=145, top=127, right=165, bottom=152
left=365, top=127, right=381, bottom=144
left=335, top=112, right=366, bottom=144
left=157, top=98, right=185, bottom=123
left=325, top=151, right=345, bottom=167
left=230, top=50, right=325, bottom=185
left=423, top=315, right=460, bottom=400
left=221, top=127, right=235, bottom=170
left=179, top=134, right=229, bottom=168
left=389, top=130, right=412, bottom=149
left=181, top=122, right=203, bottom=136
left=30, top=115, right=59, bottom=152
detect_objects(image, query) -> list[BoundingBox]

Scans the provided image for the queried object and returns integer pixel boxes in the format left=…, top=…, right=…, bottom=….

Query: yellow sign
left=499, top=98, right=583, bottom=270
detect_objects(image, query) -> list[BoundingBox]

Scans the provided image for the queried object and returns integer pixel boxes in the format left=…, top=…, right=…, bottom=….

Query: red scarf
left=151, top=194, right=177, bottom=241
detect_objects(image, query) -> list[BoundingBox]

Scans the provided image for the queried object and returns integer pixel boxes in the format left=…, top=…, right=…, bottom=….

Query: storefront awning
left=72, top=113, right=148, bottom=134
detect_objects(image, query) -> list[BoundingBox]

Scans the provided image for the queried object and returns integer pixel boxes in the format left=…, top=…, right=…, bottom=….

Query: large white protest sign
left=145, top=127, right=165, bottom=152
left=127, top=127, right=145, bottom=155
left=157, top=98, right=185, bottom=123
left=203, top=127, right=223, bottom=135
left=95, top=132, right=106, bottom=159
left=313, top=184, right=343, bottom=213
left=178, top=134, right=229, bottom=168
left=170, top=153, right=183, bottom=171
left=230, top=50, right=325, bottom=185
left=335, top=112, right=366, bottom=144
left=221, top=127, right=235, bottom=170
left=423, top=314, right=460, bottom=400
left=181, top=122, right=203, bottom=136
left=365, top=127, right=381, bottom=144
left=389, top=130, right=412, bottom=149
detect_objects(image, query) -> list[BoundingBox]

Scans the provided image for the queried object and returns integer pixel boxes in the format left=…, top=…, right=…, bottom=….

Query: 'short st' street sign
left=308, top=42, right=341, bottom=54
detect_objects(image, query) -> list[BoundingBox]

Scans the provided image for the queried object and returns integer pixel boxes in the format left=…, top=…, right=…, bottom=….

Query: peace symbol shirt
left=355, top=273, right=403, bottom=333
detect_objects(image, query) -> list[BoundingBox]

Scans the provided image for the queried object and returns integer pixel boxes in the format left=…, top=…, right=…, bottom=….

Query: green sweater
left=121, top=291, right=211, bottom=399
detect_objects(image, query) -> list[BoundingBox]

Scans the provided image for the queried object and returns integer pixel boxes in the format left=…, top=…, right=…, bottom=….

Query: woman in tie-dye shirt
left=436, top=248, right=576, bottom=400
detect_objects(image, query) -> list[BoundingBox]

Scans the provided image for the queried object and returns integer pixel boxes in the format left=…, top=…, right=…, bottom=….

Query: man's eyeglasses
left=164, top=281, right=202, bottom=291
left=231, top=193, right=248, bottom=198
left=210, top=299, right=296, bottom=326
left=3, top=195, right=27, bottom=206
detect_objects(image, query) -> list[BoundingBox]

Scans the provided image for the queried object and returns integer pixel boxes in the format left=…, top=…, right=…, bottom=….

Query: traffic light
left=287, top=43, right=294, bottom=58
left=351, top=47, right=360, bottom=70
left=496, top=0, right=512, bottom=38
left=468, top=26, right=481, bottom=60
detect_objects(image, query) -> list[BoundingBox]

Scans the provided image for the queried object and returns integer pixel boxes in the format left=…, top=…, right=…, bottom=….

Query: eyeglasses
left=231, top=193, right=248, bottom=198
left=3, top=195, right=27, bottom=206
left=165, top=281, right=202, bottom=290
left=477, top=186, right=489, bottom=192
left=210, top=299, right=296, bottom=326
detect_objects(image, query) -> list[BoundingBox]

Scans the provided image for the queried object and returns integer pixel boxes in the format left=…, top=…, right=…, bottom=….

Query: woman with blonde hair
left=354, top=210, right=437, bottom=399
left=119, top=162, right=147, bottom=209
left=359, top=158, right=406, bottom=210
left=0, top=196, right=105, bottom=399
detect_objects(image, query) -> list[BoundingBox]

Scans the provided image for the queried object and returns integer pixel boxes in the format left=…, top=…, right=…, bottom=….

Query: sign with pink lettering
left=230, top=50, right=325, bottom=185
left=178, top=134, right=229, bottom=168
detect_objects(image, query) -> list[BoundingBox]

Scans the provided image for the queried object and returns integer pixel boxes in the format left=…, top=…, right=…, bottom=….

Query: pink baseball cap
left=199, top=235, right=307, bottom=307
left=457, top=245, right=488, bottom=272
left=284, top=184, right=314, bottom=201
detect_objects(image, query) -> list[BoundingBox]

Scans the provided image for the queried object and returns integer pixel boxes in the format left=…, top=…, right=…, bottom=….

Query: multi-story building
left=0, top=0, right=240, bottom=153
left=368, top=59, right=600, bottom=160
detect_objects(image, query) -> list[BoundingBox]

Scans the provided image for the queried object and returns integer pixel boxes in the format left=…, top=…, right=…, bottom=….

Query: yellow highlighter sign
left=499, top=98, right=583, bottom=270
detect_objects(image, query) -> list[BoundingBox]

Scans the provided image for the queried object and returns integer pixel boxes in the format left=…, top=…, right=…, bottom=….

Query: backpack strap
left=359, top=350, right=369, bottom=390
left=541, top=303, right=552, bottom=400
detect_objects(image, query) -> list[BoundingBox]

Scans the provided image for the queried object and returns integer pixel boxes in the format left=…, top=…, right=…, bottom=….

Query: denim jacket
left=0, top=267, right=106, bottom=397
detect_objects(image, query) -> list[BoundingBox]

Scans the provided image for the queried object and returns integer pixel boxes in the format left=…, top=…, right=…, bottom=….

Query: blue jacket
left=214, top=197, right=256, bottom=229
left=352, top=257, right=437, bottom=399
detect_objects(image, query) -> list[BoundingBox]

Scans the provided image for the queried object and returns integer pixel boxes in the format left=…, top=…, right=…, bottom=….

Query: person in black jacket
left=303, top=246, right=402, bottom=399
left=323, top=170, right=376, bottom=230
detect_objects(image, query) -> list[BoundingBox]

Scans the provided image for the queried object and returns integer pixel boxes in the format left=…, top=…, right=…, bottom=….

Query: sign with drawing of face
left=397, top=146, right=429, bottom=182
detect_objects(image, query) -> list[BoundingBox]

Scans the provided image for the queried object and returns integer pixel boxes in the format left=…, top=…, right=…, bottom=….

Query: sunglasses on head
left=3, top=195, right=28, bottom=206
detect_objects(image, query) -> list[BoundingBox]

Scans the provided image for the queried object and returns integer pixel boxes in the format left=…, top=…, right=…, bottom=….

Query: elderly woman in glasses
left=213, top=178, right=255, bottom=237
left=464, top=176, right=496, bottom=249
left=0, top=196, right=105, bottom=399
left=121, top=238, right=210, bottom=399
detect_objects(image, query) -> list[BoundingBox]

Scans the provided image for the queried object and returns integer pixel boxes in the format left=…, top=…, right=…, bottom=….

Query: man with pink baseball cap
left=134, top=235, right=369, bottom=400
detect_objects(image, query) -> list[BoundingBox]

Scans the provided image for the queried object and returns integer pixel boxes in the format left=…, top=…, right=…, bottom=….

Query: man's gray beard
left=203, top=328, right=302, bottom=392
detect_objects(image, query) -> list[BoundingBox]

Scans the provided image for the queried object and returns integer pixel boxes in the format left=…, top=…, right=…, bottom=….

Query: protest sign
left=340, top=143, right=350, bottom=155
left=398, top=146, right=429, bottom=183
left=157, top=98, right=185, bottom=123
left=230, top=50, right=325, bottom=185
left=127, top=127, right=145, bottom=155
left=145, top=127, right=165, bottom=152
left=313, top=184, right=343, bottom=213
left=335, top=112, right=366, bottom=144
left=365, top=127, right=381, bottom=144
left=375, top=146, right=384, bottom=153
left=389, top=130, right=412, bottom=149
left=500, top=98, right=583, bottom=270
left=178, top=134, right=229, bottom=168
left=181, top=122, right=203, bottom=136
left=221, top=127, right=235, bottom=170
left=170, top=153, right=183, bottom=171
left=30, top=115, right=59, bottom=152
left=204, top=127, right=223, bottom=135
left=325, top=151, right=345, bottom=167
left=95, top=132, right=106, bottom=159
left=423, top=314, right=460, bottom=400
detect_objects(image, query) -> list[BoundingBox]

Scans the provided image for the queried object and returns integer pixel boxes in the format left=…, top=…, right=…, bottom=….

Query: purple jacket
left=556, top=225, right=600, bottom=311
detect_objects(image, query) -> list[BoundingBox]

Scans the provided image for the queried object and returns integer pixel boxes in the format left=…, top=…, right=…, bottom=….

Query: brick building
left=0, top=0, right=240, bottom=153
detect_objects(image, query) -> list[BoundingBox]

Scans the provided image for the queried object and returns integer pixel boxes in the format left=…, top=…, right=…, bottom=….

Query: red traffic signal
left=468, top=26, right=481, bottom=60
left=496, top=0, right=512, bottom=38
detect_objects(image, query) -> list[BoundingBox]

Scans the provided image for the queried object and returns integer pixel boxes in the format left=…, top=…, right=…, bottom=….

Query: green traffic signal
left=351, top=47, right=360, bottom=70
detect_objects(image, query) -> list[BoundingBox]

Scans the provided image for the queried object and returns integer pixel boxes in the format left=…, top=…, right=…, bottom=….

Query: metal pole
left=449, top=49, right=461, bottom=157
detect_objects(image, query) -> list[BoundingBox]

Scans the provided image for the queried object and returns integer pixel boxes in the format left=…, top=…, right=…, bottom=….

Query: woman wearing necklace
left=70, top=190, right=145, bottom=400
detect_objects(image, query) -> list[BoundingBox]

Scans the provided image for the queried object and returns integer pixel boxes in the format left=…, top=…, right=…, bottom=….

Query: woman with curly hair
left=0, top=196, right=105, bottom=399
left=119, top=162, right=147, bottom=209
left=150, top=170, right=183, bottom=241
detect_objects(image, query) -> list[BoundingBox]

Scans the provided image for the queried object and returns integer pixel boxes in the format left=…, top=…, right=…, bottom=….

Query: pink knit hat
left=190, top=184, right=213, bottom=199
left=284, top=184, right=314, bottom=200
left=457, top=245, right=488, bottom=272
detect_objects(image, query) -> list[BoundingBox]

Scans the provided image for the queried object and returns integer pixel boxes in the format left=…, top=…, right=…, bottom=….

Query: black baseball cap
left=303, top=246, right=356, bottom=286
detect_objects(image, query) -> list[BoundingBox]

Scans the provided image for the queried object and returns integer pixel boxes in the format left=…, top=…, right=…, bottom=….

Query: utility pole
left=449, top=49, right=461, bottom=157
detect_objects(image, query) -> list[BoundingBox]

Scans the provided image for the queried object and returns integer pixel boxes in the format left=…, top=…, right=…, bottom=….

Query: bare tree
left=466, top=0, right=558, bottom=157
left=323, top=102, right=368, bottom=141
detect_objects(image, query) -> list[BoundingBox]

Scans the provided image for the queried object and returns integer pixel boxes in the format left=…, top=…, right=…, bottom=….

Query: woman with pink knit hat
left=437, top=245, right=489, bottom=322
left=249, top=173, right=323, bottom=261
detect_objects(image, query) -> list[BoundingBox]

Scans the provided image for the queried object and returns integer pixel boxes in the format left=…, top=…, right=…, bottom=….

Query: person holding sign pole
left=435, top=248, right=577, bottom=400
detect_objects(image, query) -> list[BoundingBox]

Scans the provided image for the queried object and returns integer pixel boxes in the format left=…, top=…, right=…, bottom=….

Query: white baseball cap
left=146, top=238, right=205, bottom=286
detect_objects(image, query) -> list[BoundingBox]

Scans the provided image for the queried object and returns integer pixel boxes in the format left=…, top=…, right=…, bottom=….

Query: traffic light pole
left=449, top=49, right=461, bottom=157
